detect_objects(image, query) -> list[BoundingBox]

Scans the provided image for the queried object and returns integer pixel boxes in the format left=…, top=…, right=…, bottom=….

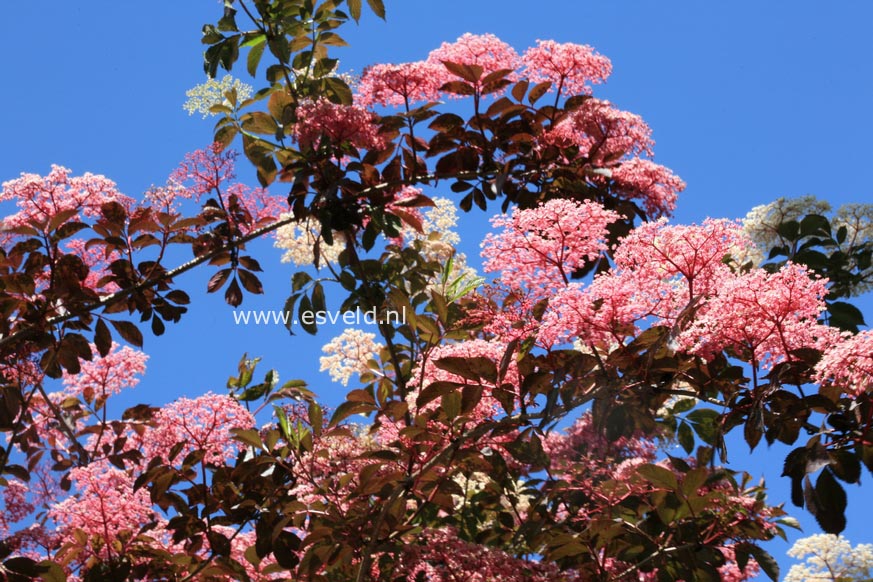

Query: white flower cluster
left=274, top=215, right=346, bottom=268
left=319, top=328, right=383, bottom=386
left=784, top=534, right=873, bottom=582
left=742, top=196, right=873, bottom=295
left=183, top=74, right=254, bottom=118
left=402, top=197, right=480, bottom=294
left=742, top=195, right=832, bottom=258
left=273, top=198, right=480, bottom=291
left=833, top=203, right=873, bottom=295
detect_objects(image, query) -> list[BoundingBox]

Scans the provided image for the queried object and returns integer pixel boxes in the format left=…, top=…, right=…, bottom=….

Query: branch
left=0, top=214, right=298, bottom=351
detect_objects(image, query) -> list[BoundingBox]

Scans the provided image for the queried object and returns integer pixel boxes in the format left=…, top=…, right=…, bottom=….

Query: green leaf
left=686, top=408, right=719, bottom=445
left=214, top=123, right=239, bottom=148
left=37, top=560, right=67, bottom=582
left=826, top=300, right=866, bottom=333
left=246, top=38, right=267, bottom=77
left=677, top=422, right=694, bottom=454
left=636, top=463, right=678, bottom=490
left=441, top=391, right=461, bottom=420
left=528, top=81, right=552, bottom=104
left=417, top=381, right=458, bottom=408
left=330, top=400, right=374, bottom=427
left=231, top=428, right=264, bottom=450
left=433, top=356, right=496, bottom=383
left=241, top=111, right=278, bottom=135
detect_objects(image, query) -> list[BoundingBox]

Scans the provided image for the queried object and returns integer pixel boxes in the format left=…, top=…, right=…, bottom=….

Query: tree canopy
left=1, top=2, right=872, bottom=581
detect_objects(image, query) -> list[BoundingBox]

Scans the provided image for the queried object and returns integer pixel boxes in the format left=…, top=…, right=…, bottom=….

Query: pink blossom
left=609, top=157, right=685, bottom=218
left=465, top=284, right=550, bottom=347
left=288, top=422, right=371, bottom=507
left=395, top=527, right=567, bottom=582
left=540, top=275, right=648, bottom=347
left=680, top=263, right=831, bottom=367
left=151, top=392, right=255, bottom=465
left=544, top=412, right=657, bottom=474
left=0, top=356, right=44, bottom=389
left=144, top=182, right=191, bottom=212
left=480, top=199, right=619, bottom=294
left=2, top=479, right=34, bottom=527
left=0, top=165, right=134, bottom=229
left=224, top=181, right=286, bottom=233
left=815, top=329, right=873, bottom=396
left=164, top=145, right=285, bottom=231
left=718, top=545, right=761, bottom=582
left=355, top=61, right=446, bottom=107
left=62, top=341, right=148, bottom=398
left=169, top=142, right=236, bottom=200
left=427, top=33, right=520, bottom=86
left=613, top=218, right=746, bottom=306
left=295, top=98, right=386, bottom=152
left=48, top=461, right=154, bottom=560
left=543, top=412, right=658, bottom=525
left=522, top=40, right=612, bottom=97
left=545, top=98, right=654, bottom=164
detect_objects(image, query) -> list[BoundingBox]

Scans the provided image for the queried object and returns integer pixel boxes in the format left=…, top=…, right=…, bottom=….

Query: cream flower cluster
left=784, top=534, right=873, bottom=582
left=833, top=203, right=873, bottom=295
left=274, top=215, right=346, bottom=268
left=183, top=74, right=254, bottom=118
left=742, top=195, right=832, bottom=254
left=319, top=328, right=383, bottom=386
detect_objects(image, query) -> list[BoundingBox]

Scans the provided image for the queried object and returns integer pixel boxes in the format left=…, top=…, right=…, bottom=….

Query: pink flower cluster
left=163, top=144, right=284, bottom=228
left=481, top=198, right=619, bottom=293
left=395, top=527, right=567, bottom=582
left=169, top=142, right=237, bottom=201
left=1, top=479, right=34, bottom=539
left=378, top=339, right=520, bottom=460
left=151, top=392, right=255, bottom=465
left=48, top=461, right=154, bottom=560
left=0, top=165, right=134, bottom=229
left=613, top=218, right=747, bottom=304
left=681, top=263, right=832, bottom=365
left=478, top=203, right=832, bottom=370
left=543, top=412, right=658, bottom=524
left=816, top=329, right=873, bottom=396
left=63, top=239, right=122, bottom=294
left=609, top=157, right=685, bottom=218
left=356, top=61, right=446, bottom=107
left=522, top=39, right=612, bottom=97
left=427, top=33, right=521, bottom=82
left=546, top=98, right=654, bottom=164
left=295, top=98, right=386, bottom=152
left=62, top=342, right=148, bottom=398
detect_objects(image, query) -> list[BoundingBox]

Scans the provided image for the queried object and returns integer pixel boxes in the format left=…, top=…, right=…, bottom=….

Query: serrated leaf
left=238, top=269, right=264, bottom=294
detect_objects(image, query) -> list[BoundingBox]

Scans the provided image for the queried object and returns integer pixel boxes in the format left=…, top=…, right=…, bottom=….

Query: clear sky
left=2, top=2, right=872, bottom=578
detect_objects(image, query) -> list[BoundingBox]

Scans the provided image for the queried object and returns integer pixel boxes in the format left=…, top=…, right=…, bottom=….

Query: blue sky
left=2, top=1, right=873, bottom=577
